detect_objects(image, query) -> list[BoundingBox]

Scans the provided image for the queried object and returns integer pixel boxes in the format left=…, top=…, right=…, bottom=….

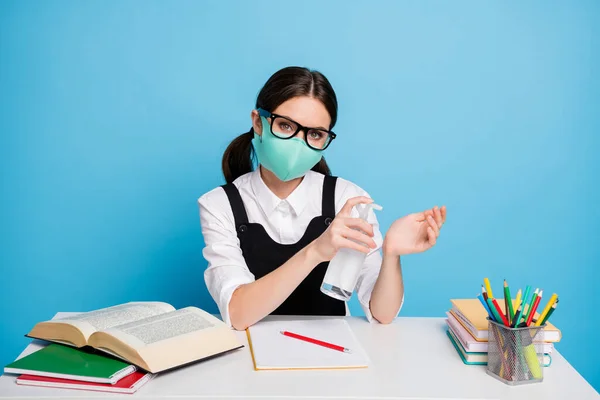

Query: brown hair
left=222, top=67, right=338, bottom=184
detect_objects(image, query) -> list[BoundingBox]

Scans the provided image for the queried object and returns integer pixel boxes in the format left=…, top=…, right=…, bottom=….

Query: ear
left=251, top=110, right=263, bottom=136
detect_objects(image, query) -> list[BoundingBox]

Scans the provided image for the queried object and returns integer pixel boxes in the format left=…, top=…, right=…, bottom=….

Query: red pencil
left=280, top=331, right=351, bottom=353
left=526, top=290, right=543, bottom=326
left=491, top=298, right=510, bottom=326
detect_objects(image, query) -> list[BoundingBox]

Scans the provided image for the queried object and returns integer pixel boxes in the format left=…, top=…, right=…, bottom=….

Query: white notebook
left=246, top=319, right=369, bottom=370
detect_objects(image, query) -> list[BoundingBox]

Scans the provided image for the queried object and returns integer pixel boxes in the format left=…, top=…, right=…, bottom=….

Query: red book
left=16, top=371, right=153, bottom=394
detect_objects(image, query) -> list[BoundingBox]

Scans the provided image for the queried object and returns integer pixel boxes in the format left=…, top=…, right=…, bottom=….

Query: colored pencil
left=503, top=280, right=514, bottom=326
left=539, top=300, right=558, bottom=326
left=280, top=331, right=351, bottom=353
left=523, top=288, right=539, bottom=324
left=478, top=293, right=495, bottom=321
left=511, top=304, right=523, bottom=328
left=513, top=286, right=531, bottom=326
left=526, top=290, right=543, bottom=326
left=492, top=298, right=510, bottom=326
left=487, top=298, right=503, bottom=324
left=484, top=278, right=494, bottom=298
left=534, top=293, right=558, bottom=327
left=481, top=285, right=489, bottom=302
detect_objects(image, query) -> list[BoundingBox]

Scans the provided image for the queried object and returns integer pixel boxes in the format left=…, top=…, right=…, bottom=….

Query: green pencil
left=487, top=298, right=503, bottom=323
left=513, top=285, right=531, bottom=327
left=504, top=280, right=514, bottom=326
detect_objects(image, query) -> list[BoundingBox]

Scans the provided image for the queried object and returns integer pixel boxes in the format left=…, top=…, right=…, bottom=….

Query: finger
left=441, top=205, right=447, bottom=223
left=427, top=227, right=437, bottom=246
left=339, top=196, right=373, bottom=216
left=342, top=227, right=377, bottom=249
left=427, top=215, right=440, bottom=237
left=338, top=237, right=371, bottom=254
left=415, top=212, right=427, bottom=222
left=433, top=206, right=443, bottom=228
left=343, top=218, right=374, bottom=236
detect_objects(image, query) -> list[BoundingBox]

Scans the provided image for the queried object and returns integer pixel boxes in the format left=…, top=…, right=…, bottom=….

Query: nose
left=297, top=128, right=308, bottom=141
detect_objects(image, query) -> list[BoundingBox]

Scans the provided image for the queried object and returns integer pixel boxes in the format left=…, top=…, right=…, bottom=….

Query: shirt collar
left=250, top=169, right=312, bottom=217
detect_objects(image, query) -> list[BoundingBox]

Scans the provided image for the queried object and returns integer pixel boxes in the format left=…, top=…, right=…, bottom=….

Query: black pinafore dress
left=220, top=175, right=345, bottom=316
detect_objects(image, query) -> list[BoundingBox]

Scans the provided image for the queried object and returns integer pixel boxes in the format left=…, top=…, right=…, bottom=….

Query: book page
left=103, top=307, right=217, bottom=349
left=89, top=307, right=241, bottom=373
left=54, top=302, right=175, bottom=339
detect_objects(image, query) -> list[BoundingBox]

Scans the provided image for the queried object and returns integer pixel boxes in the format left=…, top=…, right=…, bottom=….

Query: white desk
left=0, top=315, right=598, bottom=399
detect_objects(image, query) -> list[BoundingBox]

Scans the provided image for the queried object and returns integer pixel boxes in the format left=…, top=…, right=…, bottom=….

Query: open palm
left=383, top=206, right=446, bottom=256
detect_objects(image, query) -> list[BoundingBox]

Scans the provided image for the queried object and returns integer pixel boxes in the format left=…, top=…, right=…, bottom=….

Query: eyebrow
left=277, top=113, right=329, bottom=131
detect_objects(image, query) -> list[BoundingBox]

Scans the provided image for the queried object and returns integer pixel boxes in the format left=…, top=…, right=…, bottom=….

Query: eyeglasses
left=257, top=108, right=337, bottom=151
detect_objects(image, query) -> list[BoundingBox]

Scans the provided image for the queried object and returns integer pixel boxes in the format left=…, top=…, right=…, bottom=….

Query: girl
left=199, top=67, right=446, bottom=330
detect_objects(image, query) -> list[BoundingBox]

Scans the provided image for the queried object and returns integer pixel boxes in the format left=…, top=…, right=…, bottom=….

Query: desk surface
left=0, top=315, right=598, bottom=400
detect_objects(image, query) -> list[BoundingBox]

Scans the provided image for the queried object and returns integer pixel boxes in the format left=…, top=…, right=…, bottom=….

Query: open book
left=26, top=302, right=243, bottom=373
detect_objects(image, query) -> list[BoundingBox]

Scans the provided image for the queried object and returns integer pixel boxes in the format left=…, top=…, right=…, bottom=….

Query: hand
left=383, top=205, right=447, bottom=257
left=309, top=196, right=378, bottom=263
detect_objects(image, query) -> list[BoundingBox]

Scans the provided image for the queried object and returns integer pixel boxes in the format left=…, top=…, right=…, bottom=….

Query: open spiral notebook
left=246, top=319, right=369, bottom=370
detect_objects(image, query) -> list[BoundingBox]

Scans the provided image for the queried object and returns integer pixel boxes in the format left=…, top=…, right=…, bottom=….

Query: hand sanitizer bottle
left=320, top=203, right=382, bottom=301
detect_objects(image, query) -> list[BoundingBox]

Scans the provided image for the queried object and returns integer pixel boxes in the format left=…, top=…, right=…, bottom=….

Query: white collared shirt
left=198, top=169, right=403, bottom=326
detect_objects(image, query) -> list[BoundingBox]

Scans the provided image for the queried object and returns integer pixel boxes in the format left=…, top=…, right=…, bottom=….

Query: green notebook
left=4, top=344, right=136, bottom=384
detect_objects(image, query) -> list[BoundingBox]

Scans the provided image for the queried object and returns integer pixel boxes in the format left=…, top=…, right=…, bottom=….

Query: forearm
left=370, top=251, right=404, bottom=324
left=228, top=243, right=321, bottom=330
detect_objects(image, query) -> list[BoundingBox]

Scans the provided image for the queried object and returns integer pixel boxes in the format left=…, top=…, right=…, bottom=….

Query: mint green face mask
left=252, top=117, right=323, bottom=181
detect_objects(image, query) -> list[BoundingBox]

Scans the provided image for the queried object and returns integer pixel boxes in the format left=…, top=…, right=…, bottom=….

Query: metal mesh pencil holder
left=486, top=319, right=545, bottom=385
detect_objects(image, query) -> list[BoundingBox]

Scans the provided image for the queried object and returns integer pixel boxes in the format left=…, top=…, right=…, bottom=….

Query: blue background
left=1, top=0, right=598, bottom=392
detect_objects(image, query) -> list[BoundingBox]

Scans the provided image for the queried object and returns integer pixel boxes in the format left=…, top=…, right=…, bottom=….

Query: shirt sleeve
left=198, top=188, right=255, bottom=327
left=335, top=178, right=404, bottom=322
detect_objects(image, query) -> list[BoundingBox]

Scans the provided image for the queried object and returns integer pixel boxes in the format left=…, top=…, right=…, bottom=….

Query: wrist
left=304, top=241, right=327, bottom=266
left=382, top=249, right=400, bottom=262
left=383, top=239, right=402, bottom=258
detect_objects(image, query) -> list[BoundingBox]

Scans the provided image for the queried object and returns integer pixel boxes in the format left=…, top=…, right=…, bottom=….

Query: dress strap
left=221, top=183, right=249, bottom=230
left=321, top=175, right=338, bottom=219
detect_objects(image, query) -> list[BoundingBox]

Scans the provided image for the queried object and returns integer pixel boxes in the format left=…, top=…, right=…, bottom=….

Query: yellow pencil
left=484, top=278, right=494, bottom=299
left=515, top=289, right=522, bottom=305
left=534, top=293, right=558, bottom=326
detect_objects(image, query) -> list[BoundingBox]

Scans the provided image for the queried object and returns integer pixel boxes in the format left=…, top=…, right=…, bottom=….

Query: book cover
left=447, top=329, right=552, bottom=367
left=4, top=344, right=135, bottom=384
left=16, top=371, right=153, bottom=394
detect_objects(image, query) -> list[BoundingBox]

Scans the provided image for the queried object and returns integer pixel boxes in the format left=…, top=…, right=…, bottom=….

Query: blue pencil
left=478, top=293, right=495, bottom=321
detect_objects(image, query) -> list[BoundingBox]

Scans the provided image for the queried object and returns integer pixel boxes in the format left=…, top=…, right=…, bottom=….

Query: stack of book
left=446, top=299, right=562, bottom=366
left=4, top=302, right=244, bottom=394
left=5, top=344, right=152, bottom=394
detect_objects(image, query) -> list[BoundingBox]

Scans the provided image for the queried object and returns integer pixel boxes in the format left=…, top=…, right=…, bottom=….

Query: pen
left=280, top=331, right=351, bottom=353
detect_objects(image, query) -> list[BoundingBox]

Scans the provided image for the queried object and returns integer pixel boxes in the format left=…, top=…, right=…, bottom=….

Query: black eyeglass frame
left=257, top=108, right=337, bottom=151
